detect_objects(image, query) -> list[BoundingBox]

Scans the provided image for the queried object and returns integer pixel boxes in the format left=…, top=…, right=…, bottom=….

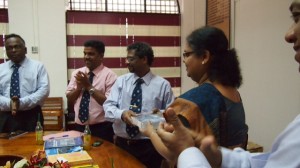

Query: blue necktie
left=10, top=64, right=20, bottom=98
left=79, top=72, right=94, bottom=123
left=126, top=78, right=144, bottom=138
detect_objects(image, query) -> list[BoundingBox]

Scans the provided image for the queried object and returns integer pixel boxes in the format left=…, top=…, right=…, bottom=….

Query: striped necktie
left=126, top=78, right=144, bottom=138
left=78, top=72, right=95, bottom=123
left=10, top=64, right=20, bottom=98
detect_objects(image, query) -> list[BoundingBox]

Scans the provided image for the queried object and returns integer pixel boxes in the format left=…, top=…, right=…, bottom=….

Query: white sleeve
left=221, top=147, right=268, bottom=168
left=177, top=147, right=212, bottom=168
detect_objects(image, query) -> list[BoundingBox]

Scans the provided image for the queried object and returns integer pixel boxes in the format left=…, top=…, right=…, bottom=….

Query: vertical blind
left=0, top=8, right=8, bottom=64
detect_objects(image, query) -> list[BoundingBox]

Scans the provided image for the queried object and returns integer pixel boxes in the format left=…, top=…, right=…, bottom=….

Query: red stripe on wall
left=67, top=57, right=181, bottom=69
left=0, top=9, right=8, bottom=47
left=0, top=9, right=8, bottom=23
left=67, top=35, right=180, bottom=47
left=0, top=36, right=5, bottom=47
left=166, top=77, right=181, bottom=87
left=66, top=11, right=180, bottom=26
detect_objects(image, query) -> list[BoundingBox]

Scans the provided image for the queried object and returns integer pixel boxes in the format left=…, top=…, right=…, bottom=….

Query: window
left=67, top=0, right=180, bottom=14
left=0, top=0, right=7, bottom=9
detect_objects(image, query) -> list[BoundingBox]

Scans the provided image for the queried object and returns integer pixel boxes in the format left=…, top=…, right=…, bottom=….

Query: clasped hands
left=10, top=96, right=20, bottom=116
left=75, top=71, right=92, bottom=91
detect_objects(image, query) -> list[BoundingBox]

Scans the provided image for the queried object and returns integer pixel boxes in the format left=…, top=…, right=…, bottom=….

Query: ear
left=141, top=55, right=148, bottom=64
left=202, top=50, right=211, bottom=64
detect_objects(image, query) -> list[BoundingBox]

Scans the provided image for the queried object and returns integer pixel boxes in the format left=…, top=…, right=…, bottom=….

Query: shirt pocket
left=22, top=73, right=37, bottom=94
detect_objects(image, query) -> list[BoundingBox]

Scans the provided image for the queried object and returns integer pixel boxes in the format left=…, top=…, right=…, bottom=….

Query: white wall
left=8, top=0, right=68, bottom=108
left=179, top=0, right=206, bottom=92
left=7, top=0, right=300, bottom=151
left=234, top=0, right=300, bottom=151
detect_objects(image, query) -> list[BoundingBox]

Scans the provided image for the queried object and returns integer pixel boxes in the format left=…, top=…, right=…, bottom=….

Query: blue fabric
left=126, top=78, right=144, bottom=138
left=10, top=64, right=20, bottom=98
left=78, top=72, right=94, bottom=123
left=179, top=83, right=225, bottom=124
left=179, top=83, right=248, bottom=146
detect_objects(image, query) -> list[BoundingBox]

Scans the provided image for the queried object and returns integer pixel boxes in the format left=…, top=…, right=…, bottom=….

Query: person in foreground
left=0, top=34, right=50, bottom=132
left=104, top=42, right=175, bottom=168
left=66, top=40, right=117, bottom=142
left=156, top=1, right=300, bottom=167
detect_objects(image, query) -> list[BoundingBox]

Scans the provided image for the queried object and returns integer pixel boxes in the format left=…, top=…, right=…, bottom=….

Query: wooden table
left=0, top=132, right=145, bottom=168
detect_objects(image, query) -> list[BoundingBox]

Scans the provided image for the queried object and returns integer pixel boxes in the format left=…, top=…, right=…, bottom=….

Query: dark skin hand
left=11, top=96, right=20, bottom=116
left=75, top=71, right=92, bottom=91
left=121, top=110, right=138, bottom=125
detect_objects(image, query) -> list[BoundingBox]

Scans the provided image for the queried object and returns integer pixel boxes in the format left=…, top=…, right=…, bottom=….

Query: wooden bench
left=41, top=97, right=64, bottom=131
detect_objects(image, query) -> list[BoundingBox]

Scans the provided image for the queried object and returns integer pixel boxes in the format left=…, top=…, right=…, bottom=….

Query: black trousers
left=115, top=136, right=163, bottom=168
left=0, top=106, right=43, bottom=133
left=74, top=121, right=114, bottom=143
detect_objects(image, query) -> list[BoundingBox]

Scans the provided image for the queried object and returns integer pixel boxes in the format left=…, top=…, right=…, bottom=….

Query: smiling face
left=5, top=37, right=27, bottom=64
left=183, top=43, right=209, bottom=84
left=83, top=46, right=103, bottom=71
left=286, top=0, right=300, bottom=71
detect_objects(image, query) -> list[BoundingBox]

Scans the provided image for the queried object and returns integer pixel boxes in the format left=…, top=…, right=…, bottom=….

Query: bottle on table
left=35, top=113, right=44, bottom=145
left=83, top=125, right=92, bottom=150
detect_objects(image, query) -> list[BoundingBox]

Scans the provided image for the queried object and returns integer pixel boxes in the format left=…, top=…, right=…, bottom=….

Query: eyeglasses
left=126, top=56, right=138, bottom=62
left=182, top=51, right=194, bottom=58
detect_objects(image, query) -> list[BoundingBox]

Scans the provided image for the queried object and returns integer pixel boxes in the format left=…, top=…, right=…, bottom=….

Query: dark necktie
left=79, top=72, right=94, bottom=123
left=126, top=78, right=144, bottom=138
left=10, top=64, right=20, bottom=98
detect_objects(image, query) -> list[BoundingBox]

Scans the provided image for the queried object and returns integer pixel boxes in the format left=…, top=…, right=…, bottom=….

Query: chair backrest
left=41, top=97, right=64, bottom=131
left=65, top=100, right=76, bottom=130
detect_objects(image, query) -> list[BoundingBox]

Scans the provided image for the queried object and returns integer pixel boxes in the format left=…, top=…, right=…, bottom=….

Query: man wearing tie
left=0, top=34, right=50, bottom=133
left=66, top=40, right=117, bottom=142
left=104, top=42, right=175, bottom=168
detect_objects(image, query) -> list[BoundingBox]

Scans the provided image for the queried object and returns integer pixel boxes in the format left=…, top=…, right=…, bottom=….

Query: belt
left=116, top=136, right=150, bottom=146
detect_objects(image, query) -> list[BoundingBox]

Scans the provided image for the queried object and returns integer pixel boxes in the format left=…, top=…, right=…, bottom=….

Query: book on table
left=44, top=136, right=83, bottom=149
left=44, top=136, right=84, bottom=155
left=47, top=150, right=93, bottom=166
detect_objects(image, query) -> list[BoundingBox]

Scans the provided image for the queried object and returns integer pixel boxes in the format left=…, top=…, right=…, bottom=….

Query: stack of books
left=44, top=133, right=94, bottom=166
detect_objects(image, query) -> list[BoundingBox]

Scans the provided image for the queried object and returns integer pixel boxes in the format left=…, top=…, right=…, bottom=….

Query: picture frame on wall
left=206, top=0, right=231, bottom=45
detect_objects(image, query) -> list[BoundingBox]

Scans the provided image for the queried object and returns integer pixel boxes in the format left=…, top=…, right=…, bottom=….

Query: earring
left=202, top=61, right=205, bottom=64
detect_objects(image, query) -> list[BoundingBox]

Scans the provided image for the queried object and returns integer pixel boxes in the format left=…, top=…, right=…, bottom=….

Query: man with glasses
left=104, top=41, right=175, bottom=168
left=0, top=33, right=50, bottom=133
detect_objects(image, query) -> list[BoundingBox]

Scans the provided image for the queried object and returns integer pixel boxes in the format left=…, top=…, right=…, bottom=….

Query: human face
left=5, top=37, right=27, bottom=64
left=183, top=44, right=207, bottom=83
left=83, top=46, right=103, bottom=71
left=126, top=49, right=143, bottom=73
left=286, top=0, right=300, bottom=71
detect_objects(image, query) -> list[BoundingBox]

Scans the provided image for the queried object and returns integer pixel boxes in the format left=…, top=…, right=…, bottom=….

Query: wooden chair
left=65, top=101, right=76, bottom=131
left=41, top=97, right=64, bottom=131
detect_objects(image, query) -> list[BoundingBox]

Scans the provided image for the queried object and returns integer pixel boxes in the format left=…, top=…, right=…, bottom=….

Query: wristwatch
left=89, top=87, right=95, bottom=95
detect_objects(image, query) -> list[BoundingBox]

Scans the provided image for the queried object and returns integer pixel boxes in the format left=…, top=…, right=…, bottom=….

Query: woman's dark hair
left=186, top=26, right=242, bottom=88
left=84, top=40, right=105, bottom=55
left=127, top=42, right=154, bottom=66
